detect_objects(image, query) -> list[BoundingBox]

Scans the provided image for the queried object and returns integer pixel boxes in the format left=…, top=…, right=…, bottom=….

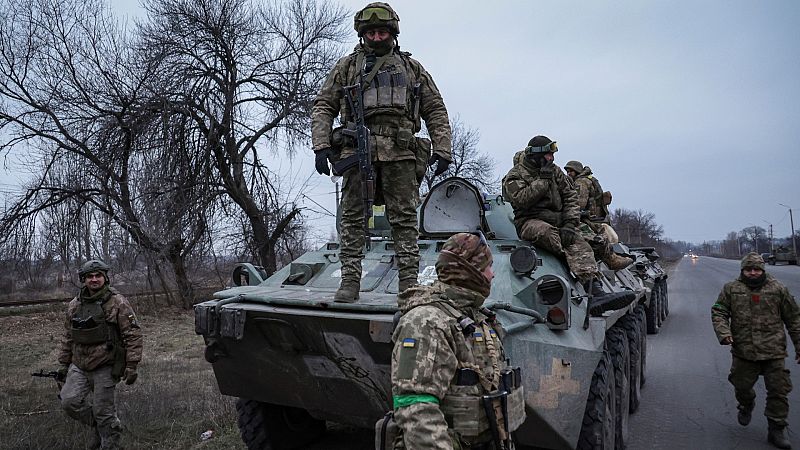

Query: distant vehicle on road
left=767, top=246, right=797, bottom=265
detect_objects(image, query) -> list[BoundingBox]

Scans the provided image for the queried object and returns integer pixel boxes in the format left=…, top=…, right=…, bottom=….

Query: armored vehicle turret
left=194, top=177, right=669, bottom=449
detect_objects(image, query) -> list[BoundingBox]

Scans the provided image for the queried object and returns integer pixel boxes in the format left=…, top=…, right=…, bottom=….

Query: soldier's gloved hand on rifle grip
left=56, top=364, right=69, bottom=382
left=428, top=154, right=450, bottom=177
left=314, top=148, right=332, bottom=176
left=122, top=365, right=138, bottom=385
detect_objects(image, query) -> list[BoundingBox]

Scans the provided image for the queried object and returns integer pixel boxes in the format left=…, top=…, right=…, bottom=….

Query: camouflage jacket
left=391, top=281, right=504, bottom=448
left=502, top=159, right=580, bottom=230
left=58, top=287, right=143, bottom=371
left=711, top=274, right=800, bottom=360
left=572, top=168, right=601, bottom=215
left=311, top=45, right=451, bottom=162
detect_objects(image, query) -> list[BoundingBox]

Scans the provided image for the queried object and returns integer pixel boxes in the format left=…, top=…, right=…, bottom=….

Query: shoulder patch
left=402, top=338, right=416, bottom=348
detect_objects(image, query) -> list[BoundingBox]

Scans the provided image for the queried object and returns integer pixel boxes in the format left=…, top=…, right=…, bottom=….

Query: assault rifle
left=342, top=80, right=375, bottom=251
left=31, top=369, right=66, bottom=383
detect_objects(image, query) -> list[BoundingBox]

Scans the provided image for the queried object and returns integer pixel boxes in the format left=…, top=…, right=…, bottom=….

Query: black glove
left=538, top=161, right=555, bottom=179
left=314, top=148, right=332, bottom=176
left=559, top=221, right=580, bottom=247
left=56, top=364, right=69, bottom=382
left=122, top=365, right=138, bottom=385
left=427, top=154, right=451, bottom=177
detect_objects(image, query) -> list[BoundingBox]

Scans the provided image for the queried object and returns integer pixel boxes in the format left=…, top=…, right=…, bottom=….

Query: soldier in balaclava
left=712, top=252, right=800, bottom=449
left=311, top=3, right=452, bottom=303
left=390, top=232, right=524, bottom=449
left=57, top=260, right=143, bottom=449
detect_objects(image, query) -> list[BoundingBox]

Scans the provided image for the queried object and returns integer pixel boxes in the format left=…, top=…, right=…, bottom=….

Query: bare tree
left=138, top=0, right=349, bottom=274
left=610, top=208, right=664, bottom=246
left=421, top=116, right=499, bottom=195
left=0, top=0, right=215, bottom=306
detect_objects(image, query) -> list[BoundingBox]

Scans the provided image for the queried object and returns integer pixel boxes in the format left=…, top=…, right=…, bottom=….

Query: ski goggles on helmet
left=525, top=141, right=558, bottom=155
left=358, top=7, right=393, bottom=22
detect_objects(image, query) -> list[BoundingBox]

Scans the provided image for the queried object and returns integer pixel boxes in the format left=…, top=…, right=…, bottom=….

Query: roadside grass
left=0, top=302, right=244, bottom=450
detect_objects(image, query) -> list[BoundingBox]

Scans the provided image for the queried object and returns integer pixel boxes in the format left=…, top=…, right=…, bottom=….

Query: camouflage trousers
left=60, top=364, right=122, bottom=449
left=578, top=222, right=614, bottom=262
left=340, top=159, right=420, bottom=285
left=729, top=356, right=792, bottom=426
left=519, top=218, right=597, bottom=282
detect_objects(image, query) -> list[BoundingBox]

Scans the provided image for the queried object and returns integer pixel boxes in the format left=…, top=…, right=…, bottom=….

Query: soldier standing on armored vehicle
left=57, top=260, right=143, bottom=450
left=712, top=252, right=800, bottom=450
left=390, top=232, right=524, bottom=449
left=311, top=2, right=452, bottom=303
left=502, top=135, right=631, bottom=298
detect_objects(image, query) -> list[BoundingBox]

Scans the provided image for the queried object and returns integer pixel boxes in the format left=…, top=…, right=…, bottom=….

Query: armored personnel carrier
left=768, top=246, right=797, bottom=265
left=194, top=177, right=669, bottom=449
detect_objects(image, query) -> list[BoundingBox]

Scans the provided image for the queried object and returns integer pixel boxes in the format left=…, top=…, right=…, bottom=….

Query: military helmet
left=524, top=135, right=558, bottom=157
left=564, top=160, right=584, bottom=173
left=78, top=259, right=111, bottom=281
left=354, top=2, right=400, bottom=37
left=740, top=252, right=765, bottom=271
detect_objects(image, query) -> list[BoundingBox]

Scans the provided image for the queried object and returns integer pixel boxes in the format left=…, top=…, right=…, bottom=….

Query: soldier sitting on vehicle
left=564, top=159, right=625, bottom=248
left=503, top=136, right=632, bottom=299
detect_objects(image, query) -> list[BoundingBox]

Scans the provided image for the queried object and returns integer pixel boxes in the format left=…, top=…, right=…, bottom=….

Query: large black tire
left=236, top=399, right=326, bottom=450
left=607, top=328, right=630, bottom=449
left=645, top=289, right=660, bottom=335
left=619, top=313, right=642, bottom=413
left=578, top=351, right=617, bottom=450
left=635, top=306, right=647, bottom=387
left=661, top=280, right=669, bottom=317
left=658, top=281, right=667, bottom=323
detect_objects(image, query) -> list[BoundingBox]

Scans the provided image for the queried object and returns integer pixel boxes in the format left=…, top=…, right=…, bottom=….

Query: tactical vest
left=433, top=302, right=526, bottom=443
left=587, top=175, right=607, bottom=217
left=70, top=300, right=111, bottom=345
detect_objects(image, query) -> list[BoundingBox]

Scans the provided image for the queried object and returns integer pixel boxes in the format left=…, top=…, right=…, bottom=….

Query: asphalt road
left=627, top=256, right=800, bottom=450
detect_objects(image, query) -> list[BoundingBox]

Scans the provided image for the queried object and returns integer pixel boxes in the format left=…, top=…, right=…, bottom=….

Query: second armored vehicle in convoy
left=768, top=246, right=797, bottom=265
left=194, top=178, right=670, bottom=449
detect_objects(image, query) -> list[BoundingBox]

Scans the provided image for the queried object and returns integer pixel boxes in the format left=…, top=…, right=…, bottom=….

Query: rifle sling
left=361, top=54, right=392, bottom=87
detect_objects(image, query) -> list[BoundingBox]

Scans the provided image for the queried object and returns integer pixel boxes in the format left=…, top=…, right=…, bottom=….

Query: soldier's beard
left=740, top=272, right=766, bottom=288
left=363, top=37, right=394, bottom=56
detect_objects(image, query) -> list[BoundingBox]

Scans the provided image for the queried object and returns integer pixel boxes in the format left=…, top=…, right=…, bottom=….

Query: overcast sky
left=6, top=0, right=800, bottom=245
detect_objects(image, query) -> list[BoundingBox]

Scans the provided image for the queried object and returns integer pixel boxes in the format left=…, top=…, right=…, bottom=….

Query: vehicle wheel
left=635, top=305, right=647, bottom=387
left=645, top=290, right=660, bottom=335
left=607, top=328, right=630, bottom=448
left=768, top=259, right=775, bottom=265
left=660, top=280, right=669, bottom=318
left=578, top=350, right=617, bottom=450
left=619, top=314, right=642, bottom=413
left=236, top=398, right=326, bottom=450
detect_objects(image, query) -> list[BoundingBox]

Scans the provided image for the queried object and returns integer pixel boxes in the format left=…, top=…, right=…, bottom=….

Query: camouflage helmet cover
left=354, top=2, right=400, bottom=36
left=564, top=160, right=584, bottom=173
left=740, top=252, right=765, bottom=271
left=78, top=259, right=111, bottom=280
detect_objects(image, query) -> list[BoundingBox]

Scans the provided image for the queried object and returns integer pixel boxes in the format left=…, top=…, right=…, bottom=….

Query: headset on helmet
left=354, top=2, right=400, bottom=37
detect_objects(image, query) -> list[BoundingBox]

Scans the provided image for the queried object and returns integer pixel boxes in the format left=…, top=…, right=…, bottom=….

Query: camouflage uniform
left=311, top=3, right=451, bottom=295
left=391, top=233, right=518, bottom=449
left=58, top=280, right=143, bottom=449
left=502, top=155, right=599, bottom=282
left=711, top=253, right=800, bottom=430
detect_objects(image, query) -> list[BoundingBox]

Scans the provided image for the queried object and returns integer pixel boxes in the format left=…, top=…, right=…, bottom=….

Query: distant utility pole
left=779, top=203, right=797, bottom=258
left=763, top=220, right=773, bottom=253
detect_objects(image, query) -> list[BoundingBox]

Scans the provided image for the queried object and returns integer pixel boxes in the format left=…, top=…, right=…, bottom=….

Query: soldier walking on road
left=390, top=232, right=524, bottom=449
left=311, top=2, right=452, bottom=303
left=502, top=136, right=631, bottom=299
left=57, top=260, right=143, bottom=450
left=712, top=252, right=800, bottom=449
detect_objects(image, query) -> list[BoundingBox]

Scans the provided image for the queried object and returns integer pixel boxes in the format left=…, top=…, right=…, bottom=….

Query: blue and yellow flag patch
left=473, top=331, right=484, bottom=342
left=402, top=338, right=416, bottom=348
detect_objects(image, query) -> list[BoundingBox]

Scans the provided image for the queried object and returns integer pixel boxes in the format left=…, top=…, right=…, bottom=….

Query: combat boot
left=604, top=253, right=634, bottom=271
left=585, top=279, right=636, bottom=316
left=736, top=405, right=752, bottom=426
left=334, top=279, right=360, bottom=303
left=768, top=423, right=791, bottom=449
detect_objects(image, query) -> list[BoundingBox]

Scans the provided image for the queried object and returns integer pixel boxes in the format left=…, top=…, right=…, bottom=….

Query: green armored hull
left=195, top=177, right=669, bottom=449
